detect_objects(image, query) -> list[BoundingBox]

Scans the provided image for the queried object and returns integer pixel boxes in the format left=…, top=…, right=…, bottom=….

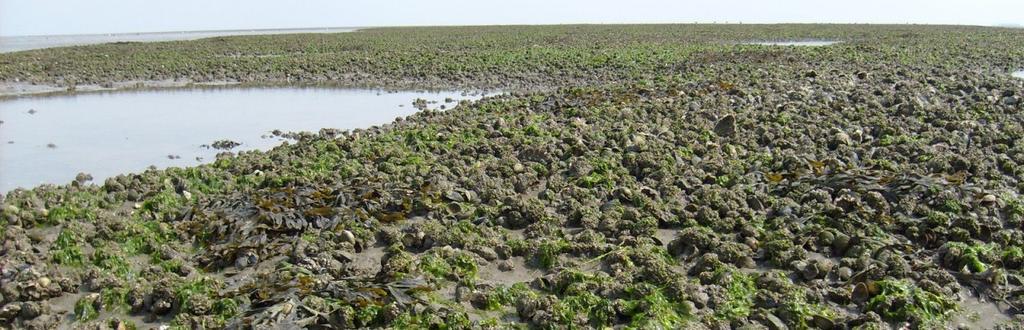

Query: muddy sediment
left=1, top=24, right=1024, bottom=329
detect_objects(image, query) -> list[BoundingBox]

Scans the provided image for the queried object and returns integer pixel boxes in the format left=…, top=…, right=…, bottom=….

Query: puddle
left=477, top=256, right=542, bottom=286
left=654, top=228, right=678, bottom=246
left=0, top=87, right=480, bottom=192
left=951, top=289, right=1013, bottom=328
left=747, top=40, right=839, bottom=46
left=1013, top=70, right=1024, bottom=79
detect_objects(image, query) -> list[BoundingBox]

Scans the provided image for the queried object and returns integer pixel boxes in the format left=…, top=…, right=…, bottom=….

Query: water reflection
left=0, top=87, right=476, bottom=191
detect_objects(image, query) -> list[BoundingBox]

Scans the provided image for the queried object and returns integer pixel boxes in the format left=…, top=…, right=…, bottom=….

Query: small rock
left=471, top=246, right=498, bottom=261
left=27, top=231, right=46, bottom=242
left=27, top=109, right=37, bottom=114
left=46, top=143, right=57, bottom=149
left=151, top=298, right=172, bottom=315
left=837, top=267, right=853, bottom=280
left=444, top=190, right=464, bottom=202
left=111, top=319, right=134, bottom=330
left=497, top=260, right=515, bottom=272
left=832, top=233, right=851, bottom=252
left=74, top=172, right=93, bottom=183
left=18, top=301, right=44, bottom=319
left=512, top=163, right=526, bottom=173
left=0, top=303, right=21, bottom=321
left=713, top=115, right=736, bottom=137
left=235, top=250, right=258, bottom=269
left=340, top=230, right=356, bottom=243
left=211, top=139, right=241, bottom=150
left=980, top=194, right=997, bottom=206
left=764, top=312, right=789, bottom=330
left=811, top=315, right=834, bottom=329
left=833, top=131, right=851, bottom=147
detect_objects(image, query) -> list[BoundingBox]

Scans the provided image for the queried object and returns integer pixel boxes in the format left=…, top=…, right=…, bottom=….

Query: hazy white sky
left=1, top=0, right=1021, bottom=36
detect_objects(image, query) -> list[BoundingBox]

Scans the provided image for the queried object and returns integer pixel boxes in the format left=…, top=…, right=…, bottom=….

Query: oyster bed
left=1, top=24, right=1024, bottom=329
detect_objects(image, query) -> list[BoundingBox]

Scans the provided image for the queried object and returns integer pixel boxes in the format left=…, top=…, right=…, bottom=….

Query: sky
left=1, top=0, right=1021, bottom=36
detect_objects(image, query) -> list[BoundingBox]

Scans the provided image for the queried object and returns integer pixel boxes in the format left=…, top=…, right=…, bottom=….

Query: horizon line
left=2, top=21, right=1020, bottom=38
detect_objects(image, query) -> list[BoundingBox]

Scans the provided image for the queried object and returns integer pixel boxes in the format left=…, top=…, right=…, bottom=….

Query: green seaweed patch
left=168, top=167, right=229, bottom=194
left=551, top=290, right=613, bottom=327
left=52, top=228, right=86, bottom=266
left=212, top=297, right=241, bottom=321
left=141, top=188, right=185, bottom=218
left=535, top=238, right=570, bottom=269
left=118, top=220, right=175, bottom=255
left=390, top=307, right=472, bottom=329
left=74, top=296, right=99, bottom=322
left=768, top=272, right=837, bottom=328
left=484, top=283, right=535, bottom=310
left=47, top=204, right=97, bottom=225
left=944, top=242, right=996, bottom=273
left=865, top=279, right=958, bottom=325
left=101, top=287, right=131, bottom=313
left=622, top=285, right=691, bottom=328
left=418, top=250, right=479, bottom=283
left=92, top=244, right=133, bottom=276
left=175, top=277, right=218, bottom=314
left=715, top=270, right=756, bottom=320
left=356, top=304, right=383, bottom=327
left=43, top=191, right=105, bottom=225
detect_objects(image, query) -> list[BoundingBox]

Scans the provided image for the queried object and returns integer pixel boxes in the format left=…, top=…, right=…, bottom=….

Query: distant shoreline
left=1, top=26, right=365, bottom=39
left=0, top=27, right=362, bottom=53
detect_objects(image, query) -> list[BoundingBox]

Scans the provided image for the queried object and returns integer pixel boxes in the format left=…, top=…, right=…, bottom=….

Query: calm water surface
left=1014, top=70, right=1024, bottom=79
left=0, top=27, right=358, bottom=53
left=0, top=87, right=475, bottom=192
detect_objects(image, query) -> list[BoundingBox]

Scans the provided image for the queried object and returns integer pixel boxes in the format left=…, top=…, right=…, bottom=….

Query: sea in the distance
left=0, top=27, right=360, bottom=53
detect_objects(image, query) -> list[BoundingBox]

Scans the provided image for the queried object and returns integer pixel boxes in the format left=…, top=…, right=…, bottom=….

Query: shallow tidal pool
left=0, top=87, right=475, bottom=192
left=1014, top=70, right=1024, bottom=79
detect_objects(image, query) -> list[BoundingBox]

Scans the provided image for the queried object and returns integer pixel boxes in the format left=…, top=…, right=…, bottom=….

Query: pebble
left=837, top=267, right=853, bottom=281
left=713, top=114, right=737, bottom=137
left=497, top=260, right=515, bottom=272
left=0, top=303, right=21, bottom=321
left=471, top=246, right=498, bottom=261
left=340, top=230, right=356, bottom=243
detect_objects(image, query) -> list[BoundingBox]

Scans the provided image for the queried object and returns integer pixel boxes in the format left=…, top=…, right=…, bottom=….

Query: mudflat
left=1, top=24, right=1023, bottom=329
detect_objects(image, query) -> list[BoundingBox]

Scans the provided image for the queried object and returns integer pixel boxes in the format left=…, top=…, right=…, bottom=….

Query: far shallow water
left=747, top=40, right=839, bottom=46
left=0, top=27, right=359, bottom=53
left=0, top=87, right=476, bottom=192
